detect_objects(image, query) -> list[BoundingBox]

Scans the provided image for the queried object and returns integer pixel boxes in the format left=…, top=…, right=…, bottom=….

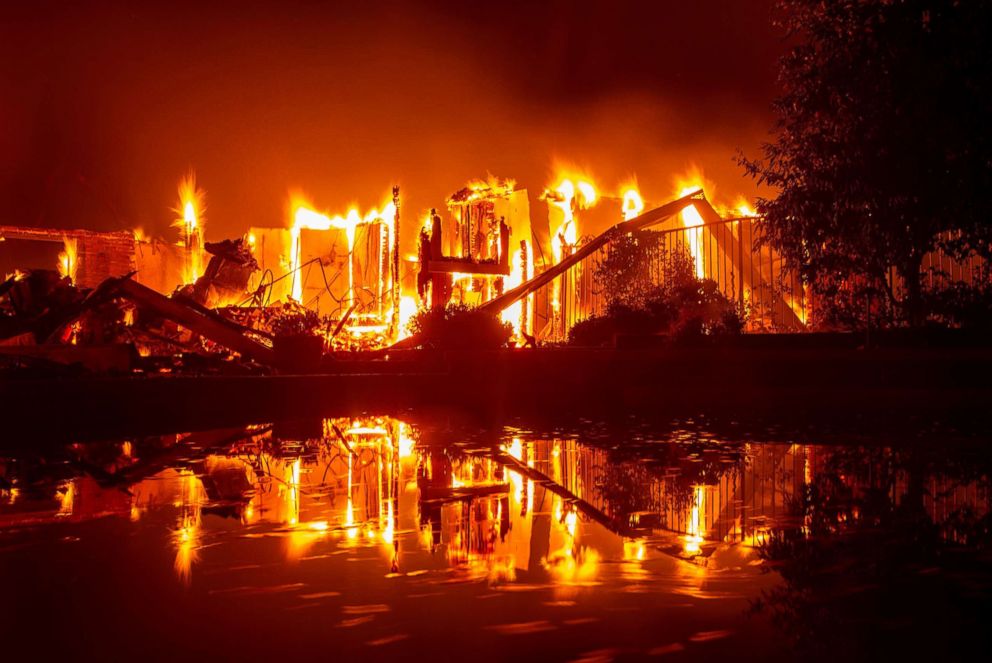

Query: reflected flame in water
left=173, top=470, right=205, bottom=585
left=56, top=480, right=75, bottom=517
left=684, top=485, right=705, bottom=556
left=2, top=417, right=882, bottom=594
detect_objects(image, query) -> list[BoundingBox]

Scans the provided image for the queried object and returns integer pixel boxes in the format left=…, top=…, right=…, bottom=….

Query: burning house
left=1, top=160, right=984, bottom=378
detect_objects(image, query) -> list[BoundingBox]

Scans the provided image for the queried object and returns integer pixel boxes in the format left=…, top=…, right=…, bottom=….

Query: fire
left=672, top=171, right=706, bottom=280
left=544, top=173, right=597, bottom=331
left=173, top=172, right=206, bottom=284
left=395, top=295, right=418, bottom=340
left=735, top=197, right=758, bottom=218
left=546, top=177, right=596, bottom=262
left=57, top=236, right=78, bottom=283
left=287, top=194, right=396, bottom=306
left=684, top=485, right=706, bottom=555
left=173, top=469, right=204, bottom=585
left=501, top=241, right=533, bottom=340
left=56, top=480, right=75, bottom=516
left=454, top=175, right=517, bottom=204
left=543, top=504, right=600, bottom=585
left=621, top=188, right=644, bottom=221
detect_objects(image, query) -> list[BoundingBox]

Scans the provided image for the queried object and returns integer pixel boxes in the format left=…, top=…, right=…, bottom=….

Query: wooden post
left=391, top=186, right=400, bottom=336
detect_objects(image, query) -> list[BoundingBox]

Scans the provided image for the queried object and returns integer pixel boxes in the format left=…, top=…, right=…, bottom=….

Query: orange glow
left=545, top=173, right=597, bottom=330
left=395, top=295, right=418, bottom=340
left=286, top=194, right=397, bottom=333
left=735, top=197, right=758, bottom=218
left=623, top=539, right=646, bottom=561
left=683, top=485, right=706, bottom=555
left=621, top=188, right=644, bottom=221
left=57, top=236, right=78, bottom=283
left=547, top=176, right=597, bottom=262
left=501, top=241, right=533, bottom=340
left=398, top=422, right=415, bottom=460
left=457, top=175, right=517, bottom=203
left=173, top=172, right=206, bottom=285
left=56, top=480, right=75, bottom=517
left=677, top=184, right=706, bottom=280
left=173, top=470, right=205, bottom=585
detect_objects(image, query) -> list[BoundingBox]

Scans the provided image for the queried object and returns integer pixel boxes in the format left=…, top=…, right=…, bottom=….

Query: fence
left=533, top=217, right=809, bottom=341
left=529, top=217, right=991, bottom=341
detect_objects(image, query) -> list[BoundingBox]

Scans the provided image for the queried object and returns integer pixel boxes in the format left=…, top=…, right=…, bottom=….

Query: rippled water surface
left=2, top=416, right=990, bottom=660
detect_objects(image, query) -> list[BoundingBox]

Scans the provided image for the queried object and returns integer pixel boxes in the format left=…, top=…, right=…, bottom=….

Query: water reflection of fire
left=8, top=419, right=925, bottom=591
left=173, top=469, right=205, bottom=585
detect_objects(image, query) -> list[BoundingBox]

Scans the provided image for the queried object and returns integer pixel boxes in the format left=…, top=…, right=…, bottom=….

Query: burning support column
left=174, top=172, right=206, bottom=286
left=542, top=176, right=596, bottom=341
left=391, top=185, right=400, bottom=337
left=519, top=240, right=529, bottom=337
left=57, top=236, right=78, bottom=284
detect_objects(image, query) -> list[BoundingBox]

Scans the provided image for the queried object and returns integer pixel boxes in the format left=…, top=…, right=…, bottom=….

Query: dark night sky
left=0, top=0, right=782, bottom=242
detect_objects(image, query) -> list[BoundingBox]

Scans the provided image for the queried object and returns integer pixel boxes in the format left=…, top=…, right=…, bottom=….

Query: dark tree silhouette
left=741, top=0, right=992, bottom=325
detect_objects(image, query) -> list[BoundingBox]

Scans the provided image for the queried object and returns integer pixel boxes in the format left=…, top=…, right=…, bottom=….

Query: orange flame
left=287, top=194, right=396, bottom=305
left=621, top=188, right=644, bottom=221
left=172, top=172, right=206, bottom=284
left=674, top=168, right=714, bottom=280
left=57, top=236, right=78, bottom=283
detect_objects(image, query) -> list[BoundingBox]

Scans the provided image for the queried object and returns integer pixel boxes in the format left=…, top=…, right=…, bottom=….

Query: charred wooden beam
left=114, top=277, right=277, bottom=366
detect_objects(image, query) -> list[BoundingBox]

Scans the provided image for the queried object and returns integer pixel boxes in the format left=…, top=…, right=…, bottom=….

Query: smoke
left=0, top=0, right=779, bottom=253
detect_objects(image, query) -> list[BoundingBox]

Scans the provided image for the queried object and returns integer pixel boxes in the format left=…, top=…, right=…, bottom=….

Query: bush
left=923, top=282, right=992, bottom=330
left=268, top=304, right=322, bottom=338
left=568, top=277, right=743, bottom=346
left=408, top=303, right=513, bottom=350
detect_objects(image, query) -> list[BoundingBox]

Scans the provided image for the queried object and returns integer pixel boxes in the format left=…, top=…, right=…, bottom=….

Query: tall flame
left=684, top=485, right=706, bottom=555
left=545, top=174, right=597, bottom=330
left=173, top=172, right=206, bottom=284
left=501, top=241, right=534, bottom=340
left=57, top=236, right=78, bottom=283
left=675, top=169, right=713, bottom=281
left=547, top=177, right=596, bottom=262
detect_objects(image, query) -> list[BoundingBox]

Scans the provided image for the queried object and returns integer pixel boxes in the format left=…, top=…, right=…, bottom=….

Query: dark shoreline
left=2, top=339, right=991, bottom=443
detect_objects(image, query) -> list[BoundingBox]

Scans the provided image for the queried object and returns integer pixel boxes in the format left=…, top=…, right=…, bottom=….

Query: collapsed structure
left=4, top=165, right=978, bottom=374
left=0, top=167, right=823, bottom=373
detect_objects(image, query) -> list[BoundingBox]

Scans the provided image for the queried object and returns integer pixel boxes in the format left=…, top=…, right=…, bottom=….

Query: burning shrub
left=408, top=303, right=513, bottom=350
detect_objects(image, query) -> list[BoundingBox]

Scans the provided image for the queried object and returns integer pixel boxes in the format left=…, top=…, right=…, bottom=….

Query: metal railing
left=530, top=217, right=989, bottom=341
left=533, top=217, right=808, bottom=341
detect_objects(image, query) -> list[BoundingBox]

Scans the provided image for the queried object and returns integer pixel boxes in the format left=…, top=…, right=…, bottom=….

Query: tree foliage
left=569, top=236, right=743, bottom=346
left=741, top=0, right=992, bottom=325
